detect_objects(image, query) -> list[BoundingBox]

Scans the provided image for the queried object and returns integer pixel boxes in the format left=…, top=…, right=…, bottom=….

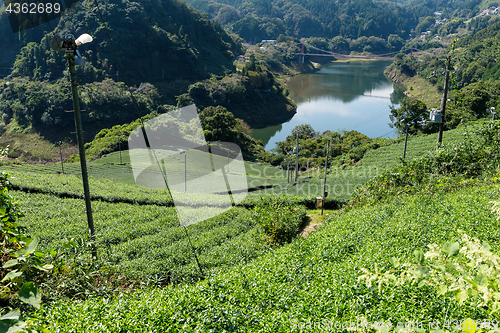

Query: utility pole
left=67, top=50, right=96, bottom=258
left=321, top=139, right=330, bottom=215
left=437, top=55, right=451, bottom=145
left=294, top=132, right=299, bottom=183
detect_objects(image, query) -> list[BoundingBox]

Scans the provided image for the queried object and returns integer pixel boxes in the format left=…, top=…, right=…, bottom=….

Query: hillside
left=186, top=0, right=415, bottom=40
left=0, top=0, right=304, bottom=162
left=35, top=183, right=500, bottom=331
left=2, top=0, right=240, bottom=84
left=2, top=117, right=500, bottom=330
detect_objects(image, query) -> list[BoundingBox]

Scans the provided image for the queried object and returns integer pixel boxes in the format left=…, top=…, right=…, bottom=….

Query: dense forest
left=4, top=0, right=241, bottom=84
left=184, top=0, right=500, bottom=42
left=186, top=0, right=416, bottom=40
left=2, top=0, right=500, bottom=163
left=0, top=0, right=303, bottom=160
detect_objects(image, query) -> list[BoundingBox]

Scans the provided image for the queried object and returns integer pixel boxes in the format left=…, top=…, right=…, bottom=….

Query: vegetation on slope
left=3, top=110, right=500, bottom=331
left=186, top=0, right=416, bottom=40
left=7, top=0, right=240, bottom=85
left=32, top=183, right=500, bottom=331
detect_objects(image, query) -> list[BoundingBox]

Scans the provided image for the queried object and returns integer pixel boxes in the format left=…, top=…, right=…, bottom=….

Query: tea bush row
left=13, top=190, right=307, bottom=283
left=35, top=184, right=500, bottom=331
left=350, top=121, right=500, bottom=208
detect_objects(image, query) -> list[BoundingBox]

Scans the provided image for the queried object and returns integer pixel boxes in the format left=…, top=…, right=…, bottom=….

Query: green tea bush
left=36, top=184, right=500, bottom=332
left=252, top=197, right=306, bottom=245
left=350, top=122, right=500, bottom=208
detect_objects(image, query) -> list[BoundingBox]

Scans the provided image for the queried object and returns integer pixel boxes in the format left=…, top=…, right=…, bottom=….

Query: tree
left=198, top=106, right=263, bottom=159
left=290, top=124, right=316, bottom=140
left=389, top=97, right=428, bottom=135
left=387, top=34, right=404, bottom=51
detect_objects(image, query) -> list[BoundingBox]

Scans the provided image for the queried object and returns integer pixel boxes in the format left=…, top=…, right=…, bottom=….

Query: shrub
left=0, top=171, right=53, bottom=331
left=252, top=197, right=306, bottom=245
left=349, top=122, right=500, bottom=208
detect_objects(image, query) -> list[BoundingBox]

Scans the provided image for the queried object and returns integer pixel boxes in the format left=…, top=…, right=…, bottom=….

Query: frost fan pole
left=321, top=139, right=330, bottom=216
left=67, top=52, right=97, bottom=259
left=294, top=131, right=299, bottom=183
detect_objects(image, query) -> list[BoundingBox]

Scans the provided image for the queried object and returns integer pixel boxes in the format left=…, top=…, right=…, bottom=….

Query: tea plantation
left=2, top=120, right=500, bottom=332
left=36, top=184, right=500, bottom=331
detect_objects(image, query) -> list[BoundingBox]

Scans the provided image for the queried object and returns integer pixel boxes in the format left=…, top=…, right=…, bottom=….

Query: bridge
left=294, top=42, right=415, bottom=63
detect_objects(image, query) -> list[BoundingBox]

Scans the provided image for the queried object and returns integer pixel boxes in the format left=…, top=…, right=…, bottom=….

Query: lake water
left=251, top=60, right=405, bottom=151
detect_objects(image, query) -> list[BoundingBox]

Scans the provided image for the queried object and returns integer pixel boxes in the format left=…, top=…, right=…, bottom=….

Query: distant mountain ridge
left=1, top=0, right=242, bottom=84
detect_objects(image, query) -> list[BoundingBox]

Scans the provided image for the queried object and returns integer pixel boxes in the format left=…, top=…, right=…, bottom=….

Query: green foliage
left=0, top=171, right=52, bottom=332
left=199, top=106, right=264, bottom=159
left=41, top=237, right=135, bottom=300
left=81, top=110, right=165, bottom=161
left=186, top=0, right=415, bottom=39
left=185, top=66, right=297, bottom=129
left=35, top=183, right=500, bottom=331
left=389, top=97, right=429, bottom=135
left=268, top=125, right=375, bottom=168
left=349, top=121, right=500, bottom=208
left=359, top=228, right=500, bottom=331
left=0, top=77, right=160, bottom=144
left=400, top=22, right=500, bottom=101
left=7, top=0, right=240, bottom=85
left=252, top=197, right=306, bottom=245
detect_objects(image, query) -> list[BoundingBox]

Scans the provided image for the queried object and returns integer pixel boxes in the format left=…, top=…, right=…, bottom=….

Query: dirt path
left=300, top=211, right=331, bottom=237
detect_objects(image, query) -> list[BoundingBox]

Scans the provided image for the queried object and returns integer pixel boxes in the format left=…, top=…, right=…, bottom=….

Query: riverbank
left=384, top=61, right=441, bottom=107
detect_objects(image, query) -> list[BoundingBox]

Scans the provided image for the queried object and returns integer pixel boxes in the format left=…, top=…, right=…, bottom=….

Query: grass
left=384, top=63, right=441, bottom=107
left=35, top=183, right=500, bottom=331
left=0, top=120, right=78, bottom=163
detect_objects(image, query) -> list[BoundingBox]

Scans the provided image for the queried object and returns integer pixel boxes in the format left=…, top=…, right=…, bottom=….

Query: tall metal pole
left=403, top=122, right=409, bottom=159
left=67, top=52, right=96, bottom=258
left=437, top=55, right=451, bottom=145
left=321, top=139, right=330, bottom=216
left=180, top=149, right=186, bottom=192
left=118, top=138, right=123, bottom=164
left=58, top=141, right=64, bottom=174
left=295, top=132, right=299, bottom=183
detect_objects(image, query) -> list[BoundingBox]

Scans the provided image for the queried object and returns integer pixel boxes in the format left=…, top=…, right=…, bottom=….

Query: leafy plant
left=252, top=197, right=306, bottom=245
left=349, top=121, right=500, bottom=209
left=0, top=171, right=52, bottom=332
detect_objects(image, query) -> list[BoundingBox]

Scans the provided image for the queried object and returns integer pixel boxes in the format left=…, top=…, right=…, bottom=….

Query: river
left=250, top=60, right=405, bottom=151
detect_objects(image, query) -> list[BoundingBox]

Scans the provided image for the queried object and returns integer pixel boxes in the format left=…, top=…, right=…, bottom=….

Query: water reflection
left=251, top=61, right=404, bottom=151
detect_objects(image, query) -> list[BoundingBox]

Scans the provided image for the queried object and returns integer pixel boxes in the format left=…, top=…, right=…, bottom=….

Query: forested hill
left=393, top=20, right=500, bottom=92
left=1, top=0, right=242, bottom=84
left=186, top=0, right=415, bottom=39
left=453, top=20, right=500, bottom=86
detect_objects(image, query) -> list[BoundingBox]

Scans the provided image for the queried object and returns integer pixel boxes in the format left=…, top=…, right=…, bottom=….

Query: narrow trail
left=300, top=212, right=332, bottom=237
